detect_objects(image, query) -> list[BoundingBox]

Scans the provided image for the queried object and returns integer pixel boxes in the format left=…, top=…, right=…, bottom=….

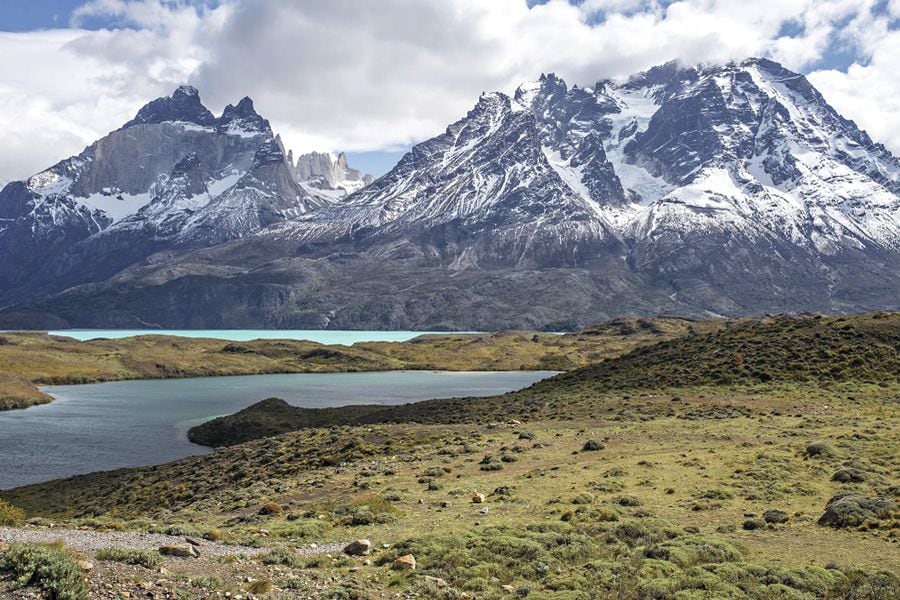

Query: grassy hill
left=188, top=312, right=900, bottom=446
left=1, top=313, right=897, bottom=598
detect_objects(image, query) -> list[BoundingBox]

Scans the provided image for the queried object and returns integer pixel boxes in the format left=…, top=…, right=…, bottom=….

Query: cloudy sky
left=1, top=0, right=899, bottom=182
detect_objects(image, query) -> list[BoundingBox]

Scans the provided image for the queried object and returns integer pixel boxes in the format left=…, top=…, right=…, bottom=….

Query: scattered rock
left=158, top=544, right=200, bottom=558
left=185, top=537, right=202, bottom=546
left=424, top=575, right=448, bottom=588
left=743, top=518, right=766, bottom=530
left=818, top=495, right=898, bottom=528
left=77, top=560, right=93, bottom=572
left=343, top=539, right=372, bottom=556
left=832, top=468, right=869, bottom=483
left=472, top=493, right=486, bottom=504
left=392, top=554, right=416, bottom=571
left=582, top=439, right=605, bottom=451
left=502, top=584, right=516, bottom=593
left=763, top=509, right=789, bottom=524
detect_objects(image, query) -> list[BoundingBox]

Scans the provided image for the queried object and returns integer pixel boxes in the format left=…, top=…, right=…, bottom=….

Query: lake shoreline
left=0, top=319, right=700, bottom=410
left=1, top=370, right=557, bottom=489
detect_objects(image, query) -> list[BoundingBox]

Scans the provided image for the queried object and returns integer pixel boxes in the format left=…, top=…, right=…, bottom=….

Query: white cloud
left=808, top=29, right=900, bottom=154
left=0, top=0, right=898, bottom=184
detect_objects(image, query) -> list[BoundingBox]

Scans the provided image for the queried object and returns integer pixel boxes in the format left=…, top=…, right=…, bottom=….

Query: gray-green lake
left=0, top=370, right=555, bottom=489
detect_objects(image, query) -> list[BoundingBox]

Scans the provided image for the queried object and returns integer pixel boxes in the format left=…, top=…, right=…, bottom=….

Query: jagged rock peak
left=217, top=96, right=270, bottom=136
left=123, top=85, right=216, bottom=129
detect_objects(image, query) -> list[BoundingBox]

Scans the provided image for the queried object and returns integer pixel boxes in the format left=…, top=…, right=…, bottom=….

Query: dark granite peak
left=122, top=86, right=215, bottom=129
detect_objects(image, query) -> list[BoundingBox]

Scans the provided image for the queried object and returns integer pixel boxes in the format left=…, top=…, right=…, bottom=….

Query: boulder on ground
left=582, top=439, right=604, bottom=451
left=423, top=575, right=448, bottom=588
left=159, top=544, right=200, bottom=558
left=831, top=468, right=868, bottom=483
left=742, top=518, right=765, bottom=530
left=343, top=539, right=372, bottom=556
left=818, top=495, right=898, bottom=528
left=763, top=509, right=789, bottom=524
left=472, top=493, right=486, bottom=504
left=392, top=554, right=416, bottom=571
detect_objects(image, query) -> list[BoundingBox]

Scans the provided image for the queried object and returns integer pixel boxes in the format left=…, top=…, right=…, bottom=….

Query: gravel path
left=0, top=527, right=342, bottom=558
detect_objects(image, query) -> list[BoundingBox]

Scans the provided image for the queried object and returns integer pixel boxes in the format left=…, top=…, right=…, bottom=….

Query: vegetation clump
left=0, top=542, right=88, bottom=600
left=95, top=547, right=163, bottom=569
left=0, top=498, right=25, bottom=526
left=805, top=442, right=837, bottom=458
left=258, top=502, right=283, bottom=515
left=832, top=468, right=869, bottom=483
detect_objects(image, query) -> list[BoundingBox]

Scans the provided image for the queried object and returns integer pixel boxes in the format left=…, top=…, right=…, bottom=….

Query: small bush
left=572, top=492, right=595, bottom=505
left=95, top=547, right=162, bottom=569
left=0, top=499, right=25, bottom=526
left=258, top=502, right=283, bottom=515
left=246, top=579, right=273, bottom=594
left=191, top=575, right=223, bottom=590
left=260, top=546, right=303, bottom=568
left=805, top=442, right=835, bottom=458
left=614, top=495, right=642, bottom=507
left=699, top=489, right=733, bottom=500
left=0, top=542, right=88, bottom=600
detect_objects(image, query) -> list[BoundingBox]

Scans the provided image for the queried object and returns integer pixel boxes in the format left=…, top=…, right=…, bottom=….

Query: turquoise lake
left=46, top=329, right=482, bottom=343
left=0, top=370, right=555, bottom=489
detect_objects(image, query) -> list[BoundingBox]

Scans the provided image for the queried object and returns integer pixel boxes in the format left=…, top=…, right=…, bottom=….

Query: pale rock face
left=294, top=151, right=374, bottom=201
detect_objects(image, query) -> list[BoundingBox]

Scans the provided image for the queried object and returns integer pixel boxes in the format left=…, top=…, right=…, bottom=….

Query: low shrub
left=614, top=495, right=643, bottom=507
left=805, top=442, right=836, bottom=458
left=260, top=546, right=303, bottom=568
left=0, top=499, right=25, bottom=526
left=191, top=575, right=223, bottom=590
left=258, top=502, right=283, bottom=515
left=0, top=542, right=88, bottom=600
left=95, top=547, right=162, bottom=569
left=246, top=579, right=273, bottom=594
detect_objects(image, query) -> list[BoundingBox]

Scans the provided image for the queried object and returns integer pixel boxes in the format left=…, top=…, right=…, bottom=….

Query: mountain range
left=1, top=58, right=898, bottom=329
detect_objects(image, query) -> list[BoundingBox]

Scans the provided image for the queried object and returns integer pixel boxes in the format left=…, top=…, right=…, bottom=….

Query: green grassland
left=1, top=312, right=897, bottom=598
left=0, top=317, right=703, bottom=410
